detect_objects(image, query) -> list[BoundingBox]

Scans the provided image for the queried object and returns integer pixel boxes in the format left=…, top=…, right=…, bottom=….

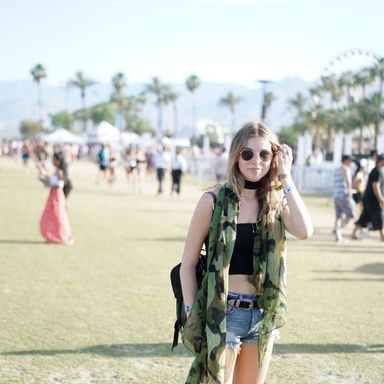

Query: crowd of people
left=333, top=150, right=384, bottom=242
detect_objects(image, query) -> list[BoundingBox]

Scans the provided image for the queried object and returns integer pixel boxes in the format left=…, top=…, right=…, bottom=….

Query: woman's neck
left=240, top=188, right=257, bottom=202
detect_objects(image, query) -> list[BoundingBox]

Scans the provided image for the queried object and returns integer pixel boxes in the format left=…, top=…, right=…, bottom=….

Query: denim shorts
left=225, top=291, right=263, bottom=350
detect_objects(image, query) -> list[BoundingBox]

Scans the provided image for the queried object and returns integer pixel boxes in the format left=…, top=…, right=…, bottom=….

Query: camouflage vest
left=182, top=183, right=287, bottom=383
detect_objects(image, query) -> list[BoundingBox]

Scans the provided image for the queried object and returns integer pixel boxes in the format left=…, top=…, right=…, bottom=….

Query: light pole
left=256, top=79, right=272, bottom=121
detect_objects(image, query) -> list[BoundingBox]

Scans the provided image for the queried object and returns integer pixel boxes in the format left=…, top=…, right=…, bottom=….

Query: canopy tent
left=120, top=132, right=140, bottom=146
left=171, top=137, right=191, bottom=148
left=42, top=129, right=85, bottom=144
left=87, top=121, right=120, bottom=144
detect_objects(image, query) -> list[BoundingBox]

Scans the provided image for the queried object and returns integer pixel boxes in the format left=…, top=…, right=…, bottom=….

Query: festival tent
left=120, top=132, right=140, bottom=146
left=87, top=121, right=120, bottom=144
left=42, top=129, right=85, bottom=144
left=171, top=137, right=191, bottom=148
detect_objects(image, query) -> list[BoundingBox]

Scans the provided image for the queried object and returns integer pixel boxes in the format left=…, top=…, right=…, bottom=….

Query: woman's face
left=237, top=136, right=273, bottom=182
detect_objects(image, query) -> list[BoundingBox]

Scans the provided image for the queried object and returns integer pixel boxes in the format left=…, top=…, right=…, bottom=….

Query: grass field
left=0, top=157, right=383, bottom=384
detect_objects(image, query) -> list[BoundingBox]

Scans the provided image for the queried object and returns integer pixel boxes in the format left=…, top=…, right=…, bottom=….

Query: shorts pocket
left=226, top=303, right=235, bottom=315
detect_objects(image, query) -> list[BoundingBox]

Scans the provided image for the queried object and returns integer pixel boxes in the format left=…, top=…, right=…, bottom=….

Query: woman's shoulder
left=203, top=184, right=223, bottom=202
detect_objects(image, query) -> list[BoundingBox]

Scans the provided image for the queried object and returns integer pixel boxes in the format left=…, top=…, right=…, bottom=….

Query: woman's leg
left=232, top=339, right=274, bottom=384
left=224, top=347, right=239, bottom=384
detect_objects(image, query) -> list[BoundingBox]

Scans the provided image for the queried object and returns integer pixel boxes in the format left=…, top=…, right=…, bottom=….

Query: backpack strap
left=206, top=191, right=217, bottom=205
left=172, top=191, right=217, bottom=351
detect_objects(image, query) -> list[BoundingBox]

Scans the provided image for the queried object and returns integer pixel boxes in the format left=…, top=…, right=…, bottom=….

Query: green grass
left=0, top=158, right=383, bottom=383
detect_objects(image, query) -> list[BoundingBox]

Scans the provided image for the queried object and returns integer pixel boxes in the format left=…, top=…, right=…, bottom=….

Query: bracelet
left=184, top=304, right=193, bottom=313
left=283, top=185, right=296, bottom=195
left=278, top=173, right=290, bottom=180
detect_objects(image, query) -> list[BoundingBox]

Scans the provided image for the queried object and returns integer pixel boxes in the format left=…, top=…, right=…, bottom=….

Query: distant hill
left=0, top=77, right=313, bottom=138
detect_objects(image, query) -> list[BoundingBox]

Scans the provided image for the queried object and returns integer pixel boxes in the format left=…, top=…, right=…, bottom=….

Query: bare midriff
left=228, top=274, right=257, bottom=295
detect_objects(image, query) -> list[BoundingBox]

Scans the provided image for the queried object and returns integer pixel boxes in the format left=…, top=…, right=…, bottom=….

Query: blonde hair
left=226, top=121, right=283, bottom=225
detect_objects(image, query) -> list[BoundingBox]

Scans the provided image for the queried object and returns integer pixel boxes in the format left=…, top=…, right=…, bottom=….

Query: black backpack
left=170, top=191, right=216, bottom=350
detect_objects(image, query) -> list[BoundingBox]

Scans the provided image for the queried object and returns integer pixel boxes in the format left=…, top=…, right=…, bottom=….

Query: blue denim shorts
left=225, top=291, right=263, bottom=350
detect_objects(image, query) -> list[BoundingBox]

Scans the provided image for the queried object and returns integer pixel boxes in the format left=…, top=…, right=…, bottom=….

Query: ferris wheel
left=322, top=48, right=382, bottom=77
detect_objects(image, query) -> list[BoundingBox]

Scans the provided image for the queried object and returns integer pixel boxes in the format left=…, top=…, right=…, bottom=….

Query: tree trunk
left=374, top=121, right=379, bottom=150
left=157, top=104, right=163, bottom=139
left=81, top=89, right=87, bottom=133
left=358, top=127, right=364, bottom=154
left=191, top=93, right=197, bottom=138
left=173, top=104, right=178, bottom=134
left=314, top=126, right=321, bottom=153
left=326, top=126, right=334, bottom=153
left=231, top=110, right=236, bottom=136
left=37, top=81, right=43, bottom=127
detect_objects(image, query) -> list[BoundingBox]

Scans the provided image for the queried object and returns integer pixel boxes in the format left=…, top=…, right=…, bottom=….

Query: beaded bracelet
left=184, top=304, right=193, bottom=313
left=283, top=185, right=295, bottom=195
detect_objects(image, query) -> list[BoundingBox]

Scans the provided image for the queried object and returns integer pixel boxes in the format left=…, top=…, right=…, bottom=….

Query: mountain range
left=0, top=77, right=313, bottom=138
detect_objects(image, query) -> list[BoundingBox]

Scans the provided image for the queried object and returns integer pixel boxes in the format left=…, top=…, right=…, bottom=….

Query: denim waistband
left=227, top=290, right=258, bottom=302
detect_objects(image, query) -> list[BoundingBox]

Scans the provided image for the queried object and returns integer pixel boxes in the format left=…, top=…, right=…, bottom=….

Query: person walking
left=333, top=155, right=355, bottom=241
left=180, top=121, right=313, bottom=384
left=170, top=147, right=187, bottom=196
left=38, top=152, right=74, bottom=245
left=352, top=158, right=368, bottom=215
left=96, top=144, right=109, bottom=185
left=154, top=145, right=170, bottom=195
left=352, top=154, right=384, bottom=241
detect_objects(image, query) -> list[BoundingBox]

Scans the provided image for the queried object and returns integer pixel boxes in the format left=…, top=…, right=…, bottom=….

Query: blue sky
left=1, top=0, right=383, bottom=86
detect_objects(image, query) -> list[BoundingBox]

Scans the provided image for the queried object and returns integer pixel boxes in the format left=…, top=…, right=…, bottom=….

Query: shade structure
left=42, top=129, right=85, bottom=144
left=120, top=132, right=140, bottom=146
left=87, top=121, right=120, bottom=144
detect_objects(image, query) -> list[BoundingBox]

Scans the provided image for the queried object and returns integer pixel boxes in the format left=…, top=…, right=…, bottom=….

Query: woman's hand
left=277, top=144, right=293, bottom=177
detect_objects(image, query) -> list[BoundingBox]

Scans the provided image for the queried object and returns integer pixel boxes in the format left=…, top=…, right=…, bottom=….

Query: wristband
left=283, top=185, right=295, bottom=195
left=184, top=304, right=192, bottom=313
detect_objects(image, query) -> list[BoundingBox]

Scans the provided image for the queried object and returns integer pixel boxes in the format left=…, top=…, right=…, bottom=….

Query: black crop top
left=229, top=223, right=259, bottom=275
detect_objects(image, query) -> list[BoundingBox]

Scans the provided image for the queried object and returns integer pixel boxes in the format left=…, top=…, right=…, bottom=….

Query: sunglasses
left=240, top=148, right=273, bottom=162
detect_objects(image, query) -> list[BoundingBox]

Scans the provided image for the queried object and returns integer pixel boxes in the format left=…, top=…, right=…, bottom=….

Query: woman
left=352, top=159, right=367, bottom=214
left=124, top=146, right=140, bottom=193
left=180, top=122, right=313, bottom=384
left=39, top=152, right=74, bottom=245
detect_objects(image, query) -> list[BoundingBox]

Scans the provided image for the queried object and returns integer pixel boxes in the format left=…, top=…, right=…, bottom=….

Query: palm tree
left=319, top=75, right=342, bottom=154
left=111, top=72, right=127, bottom=130
left=185, top=74, right=201, bottom=137
left=30, top=64, right=47, bottom=126
left=371, top=57, right=384, bottom=98
left=68, top=71, right=97, bottom=132
left=362, top=92, right=384, bottom=150
left=338, top=70, right=356, bottom=106
left=164, top=90, right=179, bottom=134
left=135, top=91, right=147, bottom=116
left=121, top=96, right=137, bottom=131
left=287, top=92, right=307, bottom=116
left=354, top=67, right=374, bottom=99
left=219, top=91, right=243, bottom=134
left=145, top=77, right=170, bottom=138
left=262, top=91, right=276, bottom=122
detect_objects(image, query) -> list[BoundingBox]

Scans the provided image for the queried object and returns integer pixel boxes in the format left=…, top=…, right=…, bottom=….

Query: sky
left=1, top=0, right=383, bottom=87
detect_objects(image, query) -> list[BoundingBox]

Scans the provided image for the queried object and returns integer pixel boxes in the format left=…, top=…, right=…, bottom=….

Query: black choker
left=244, top=180, right=261, bottom=190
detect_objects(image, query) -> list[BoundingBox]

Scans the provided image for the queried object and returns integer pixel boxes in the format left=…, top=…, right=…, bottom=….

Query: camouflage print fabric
left=182, top=183, right=287, bottom=384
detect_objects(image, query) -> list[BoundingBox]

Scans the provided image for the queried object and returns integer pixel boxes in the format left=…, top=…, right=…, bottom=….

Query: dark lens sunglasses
left=240, top=148, right=273, bottom=162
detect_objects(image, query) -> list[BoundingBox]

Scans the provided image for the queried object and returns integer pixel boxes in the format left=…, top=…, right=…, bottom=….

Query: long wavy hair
left=226, top=121, right=283, bottom=225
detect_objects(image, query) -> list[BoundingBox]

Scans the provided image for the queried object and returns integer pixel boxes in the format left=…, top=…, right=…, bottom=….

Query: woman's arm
left=180, top=193, right=214, bottom=314
left=373, top=181, right=384, bottom=208
left=278, top=144, right=313, bottom=240
left=280, top=176, right=313, bottom=240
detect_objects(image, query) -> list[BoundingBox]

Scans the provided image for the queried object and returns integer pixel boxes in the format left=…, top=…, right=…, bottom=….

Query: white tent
left=120, top=132, right=140, bottom=146
left=171, top=137, right=191, bottom=148
left=87, top=121, right=120, bottom=144
left=42, top=129, right=85, bottom=144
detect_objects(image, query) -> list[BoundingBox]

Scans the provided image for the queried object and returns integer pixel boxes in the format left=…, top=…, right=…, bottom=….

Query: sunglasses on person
left=240, top=148, right=273, bottom=162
